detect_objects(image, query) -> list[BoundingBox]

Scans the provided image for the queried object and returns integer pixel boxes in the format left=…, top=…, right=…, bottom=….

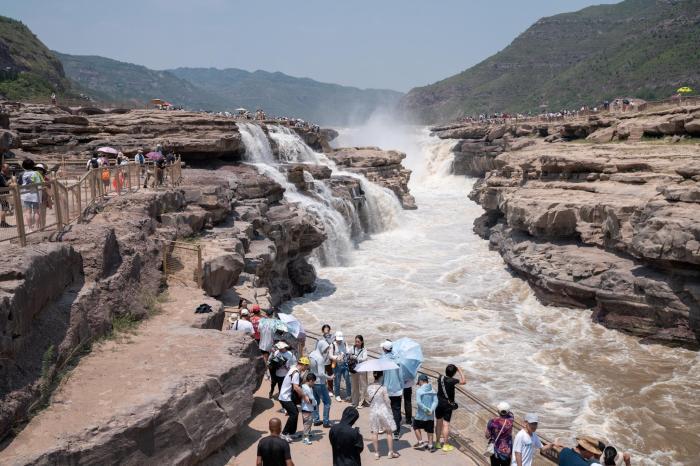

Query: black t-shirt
left=257, top=435, right=291, bottom=466
left=0, top=173, right=7, bottom=188
left=437, top=376, right=458, bottom=402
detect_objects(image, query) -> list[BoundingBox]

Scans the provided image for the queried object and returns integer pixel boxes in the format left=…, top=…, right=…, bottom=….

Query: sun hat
left=228, top=315, right=237, bottom=324
left=576, top=436, right=603, bottom=456
left=524, top=413, right=539, bottom=424
left=497, top=402, right=510, bottom=414
left=275, top=341, right=289, bottom=350
left=417, top=374, right=429, bottom=383
left=251, top=304, right=261, bottom=313
left=240, top=309, right=250, bottom=316
left=298, top=356, right=310, bottom=366
left=380, top=340, right=393, bottom=351
left=335, top=331, right=344, bottom=341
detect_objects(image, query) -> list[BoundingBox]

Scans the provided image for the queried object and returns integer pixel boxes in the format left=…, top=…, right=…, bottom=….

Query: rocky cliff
left=437, top=107, right=700, bottom=348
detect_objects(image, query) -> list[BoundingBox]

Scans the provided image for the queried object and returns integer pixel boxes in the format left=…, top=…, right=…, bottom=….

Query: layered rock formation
left=328, top=146, right=416, bottom=209
left=437, top=108, right=700, bottom=348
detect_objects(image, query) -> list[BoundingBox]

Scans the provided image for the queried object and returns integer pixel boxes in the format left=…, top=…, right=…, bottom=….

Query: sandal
left=389, top=452, right=401, bottom=458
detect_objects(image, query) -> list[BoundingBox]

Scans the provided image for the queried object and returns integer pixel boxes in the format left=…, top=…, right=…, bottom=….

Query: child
left=301, top=372, right=318, bottom=445
left=413, top=374, right=438, bottom=452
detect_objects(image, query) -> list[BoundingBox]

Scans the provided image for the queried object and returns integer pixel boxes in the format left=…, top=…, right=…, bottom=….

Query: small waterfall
left=238, top=122, right=401, bottom=266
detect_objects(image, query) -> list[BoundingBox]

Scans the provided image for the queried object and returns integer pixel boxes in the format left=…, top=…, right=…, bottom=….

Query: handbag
left=484, top=418, right=507, bottom=457
left=439, top=376, right=459, bottom=410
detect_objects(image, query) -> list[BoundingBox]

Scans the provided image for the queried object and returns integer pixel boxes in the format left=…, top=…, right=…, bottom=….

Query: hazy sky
left=4, top=0, right=618, bottom=92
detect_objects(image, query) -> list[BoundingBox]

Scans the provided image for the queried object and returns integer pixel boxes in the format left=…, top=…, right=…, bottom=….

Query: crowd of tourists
left=84, top=143, right=178, bottom=189
left=227, top=304, right=633, bottom=466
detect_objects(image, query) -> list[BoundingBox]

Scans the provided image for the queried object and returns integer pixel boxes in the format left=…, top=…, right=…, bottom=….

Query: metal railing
left=162, top=240, right=202, bottom=288
left=303, top=330, right=558, bottom=465
left=0, top=159, right=183, bottom=246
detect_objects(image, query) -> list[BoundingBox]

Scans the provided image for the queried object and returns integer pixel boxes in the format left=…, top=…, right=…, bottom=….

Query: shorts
left=435, top=400, right=453, bottom=422
left=0, top=199, right=9, bottom=212
left=22, top=201, right=40, bottom=213
left=412, top=419, right=434, bottom=433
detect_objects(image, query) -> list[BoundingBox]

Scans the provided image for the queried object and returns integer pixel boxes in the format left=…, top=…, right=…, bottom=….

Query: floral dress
left=366, top=383, right=396, bottom=433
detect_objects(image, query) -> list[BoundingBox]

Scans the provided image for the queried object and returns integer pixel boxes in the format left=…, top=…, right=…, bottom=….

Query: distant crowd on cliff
left=226, top=303, right=634, bottom=466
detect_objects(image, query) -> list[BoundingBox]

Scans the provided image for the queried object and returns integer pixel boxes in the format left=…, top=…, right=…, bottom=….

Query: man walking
left=512, top=414, right=554, bottom=466
left=278, top=357, right=310, bottom=442
left=256, top=418, right=294, bottom=466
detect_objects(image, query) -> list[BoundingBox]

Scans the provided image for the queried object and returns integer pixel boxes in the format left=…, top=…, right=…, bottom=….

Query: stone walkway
left=204, top=379, right=478, bottom=466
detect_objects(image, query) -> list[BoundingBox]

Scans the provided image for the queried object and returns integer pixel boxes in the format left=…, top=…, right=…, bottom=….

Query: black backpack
left=89, top=159, right=99, bottom=169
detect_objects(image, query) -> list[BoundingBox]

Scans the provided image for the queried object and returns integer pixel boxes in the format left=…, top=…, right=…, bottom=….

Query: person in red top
left=250, top=304, right=262, bottom=342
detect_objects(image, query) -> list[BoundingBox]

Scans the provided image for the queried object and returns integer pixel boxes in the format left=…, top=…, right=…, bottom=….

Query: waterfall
left=238, top=122, right=401, bottom=266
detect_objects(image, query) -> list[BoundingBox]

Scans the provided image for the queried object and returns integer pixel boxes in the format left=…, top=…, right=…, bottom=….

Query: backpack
left=89, top=158, right=99, bottom=169
left=136, top=154, right=145, bottom=164
left=268, top=353, right=286, bottom=372
left=101, top=168, right=110, bottom=181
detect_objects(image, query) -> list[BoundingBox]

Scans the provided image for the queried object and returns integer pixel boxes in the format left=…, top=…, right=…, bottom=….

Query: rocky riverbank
left=435, top=107, right=700, bottom=348
left=0, top=103, right=416, bottom=459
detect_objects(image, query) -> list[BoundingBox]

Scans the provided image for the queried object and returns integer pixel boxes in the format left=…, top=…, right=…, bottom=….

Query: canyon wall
left=435, top=106, right=700, bottom=348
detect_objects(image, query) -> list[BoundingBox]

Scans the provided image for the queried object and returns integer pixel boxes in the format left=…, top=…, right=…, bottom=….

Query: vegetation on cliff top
left=400, top=0, right=700, bottom=123
left=0, top=15, right=72, bottom=100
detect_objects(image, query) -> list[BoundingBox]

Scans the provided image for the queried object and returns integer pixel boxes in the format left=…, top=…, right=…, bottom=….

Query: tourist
left=269, top=341, right=296, bottom=399
left=256, top=418, right=294, bottom=466
left=300, top=372, right=318, bottom=445
left=512, top=414, right=554, bottom=466
left=557, top=436, right=603, bottom=466
left=86, top=154, right=100, bottom=170
left=367, top=371, right=400, bottom=459
left=485, top=402, right=514, bottom=466
left=330, top=331, right=351, bottom=402
left=349, top=335, right=368, bottom=409
left=228, top=309, right=254, bottom=335
left=20, top=159, right=42, bottom=231
left=51, top=93, right=56, bottom=105
left=403, top=371, right=414, bottom=426
left=435, top=363, right=466, bottom=452
left=278, top=356, right=310, bottom=442
left=590, top=445, right=632, bottom=466
left=329, top=406, right=363, bottom=466
left=250, top=304, right=262, bottom=343
left=379, top=340, right=403, bottom=440
left=413, top=373, right=438, bottom=452
left=322, top=324, right=334, bottom=391
left=309, top=339, right=333, bottom=428
left=34, top=164, right=51, bottom=229
left=0, top=163, right=11, bottom=228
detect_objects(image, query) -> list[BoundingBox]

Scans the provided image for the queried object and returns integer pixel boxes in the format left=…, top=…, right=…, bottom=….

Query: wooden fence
left=0, top=159, right=183, bottom=246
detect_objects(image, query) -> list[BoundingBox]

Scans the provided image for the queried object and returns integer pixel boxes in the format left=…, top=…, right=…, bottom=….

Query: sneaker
left=413, top=442, right=427, bottom=450
left=323, top=423, right=331, bottom=429
left=335, top=396, right=342, bottom=402
left=429, top=445, right=438, bottom=453
left=356, top=404, right=363, bottom=410
left=442, top=443, right=454, bottom=452
left=392, top=433, right=400, bottom=441
left=280, top=434, right=293, bottom=443
left=313, top=420, right=323, bottom=426
left=303, top=438, right=311, bottom=445
left=434, top=442, right=442, bottom=449
left=0, top=222, right=11, bottom=228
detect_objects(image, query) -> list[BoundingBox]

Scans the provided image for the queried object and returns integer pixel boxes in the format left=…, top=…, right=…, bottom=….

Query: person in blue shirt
left=412, top=374, right=438, bottom=451
left=380, top=340, right=403, bottom=440
left=557, top=436, right=602, bottom=466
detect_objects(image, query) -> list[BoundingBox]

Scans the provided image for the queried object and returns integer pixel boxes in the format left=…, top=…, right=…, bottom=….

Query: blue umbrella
left=392, top=337, right=424, bottom=382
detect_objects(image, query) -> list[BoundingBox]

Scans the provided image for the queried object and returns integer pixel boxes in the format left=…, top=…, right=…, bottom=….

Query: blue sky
left=4, top=0, right=618, bottom=91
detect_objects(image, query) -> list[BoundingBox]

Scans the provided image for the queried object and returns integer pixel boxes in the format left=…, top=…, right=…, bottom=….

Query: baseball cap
left=417, top=374, right=429, bottom=383
left=298, top=356, right=310, bottom=366
left=497, top=402, right=510, bottom=414
left=251, top=304, right=261, bottom=313
left=240, top=309, right=250, bottom=316
left=524, top=413, right=539, bottom=424
left=380, top=340, right=393, bottom=351
left=335, top=331, right=344, bottom=341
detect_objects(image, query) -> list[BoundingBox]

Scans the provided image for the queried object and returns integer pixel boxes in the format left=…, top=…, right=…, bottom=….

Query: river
left=283, top=120, right=700, bottom=466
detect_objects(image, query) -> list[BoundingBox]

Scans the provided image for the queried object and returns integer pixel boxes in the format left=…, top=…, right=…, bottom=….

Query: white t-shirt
left=512, top=430, right=542, bottom=466
left=279, top=369, right=301, bottom=402
left=229, top=319, right=253, bottom=335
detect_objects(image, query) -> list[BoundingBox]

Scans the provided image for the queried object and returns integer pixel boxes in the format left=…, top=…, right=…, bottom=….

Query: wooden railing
left=0, top=159, right=183, bottom=246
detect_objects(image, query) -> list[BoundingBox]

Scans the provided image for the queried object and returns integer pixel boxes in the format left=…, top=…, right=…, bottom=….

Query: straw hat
left=576, top=436, right=603, bottom=456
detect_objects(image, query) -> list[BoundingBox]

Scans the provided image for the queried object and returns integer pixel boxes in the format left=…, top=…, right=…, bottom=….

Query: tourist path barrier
left=303, top=330, right=559, bottom=465
left=0, top=159, right=183, bottom=246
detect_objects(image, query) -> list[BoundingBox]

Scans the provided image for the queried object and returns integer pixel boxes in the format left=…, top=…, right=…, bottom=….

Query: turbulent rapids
left=277, top=123, right=700, bottom=466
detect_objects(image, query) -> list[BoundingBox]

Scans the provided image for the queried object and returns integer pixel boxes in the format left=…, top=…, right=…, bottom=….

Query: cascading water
left=286, top=123, right=700, bottom=466
left=237, top=122, right=401, bottom=266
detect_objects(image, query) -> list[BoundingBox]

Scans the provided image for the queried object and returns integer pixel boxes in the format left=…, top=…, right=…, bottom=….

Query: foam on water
left=287, top=124, right=700, bottom=465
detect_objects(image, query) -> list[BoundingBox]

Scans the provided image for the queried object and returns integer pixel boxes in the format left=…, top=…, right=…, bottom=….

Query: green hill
left=168, top=67, right=403, bottom=125
left=0, top=15, right=72, bottom=100
left=55, top=52, right=220, bottom=109
left=400, top=0, right=700, bottom=123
